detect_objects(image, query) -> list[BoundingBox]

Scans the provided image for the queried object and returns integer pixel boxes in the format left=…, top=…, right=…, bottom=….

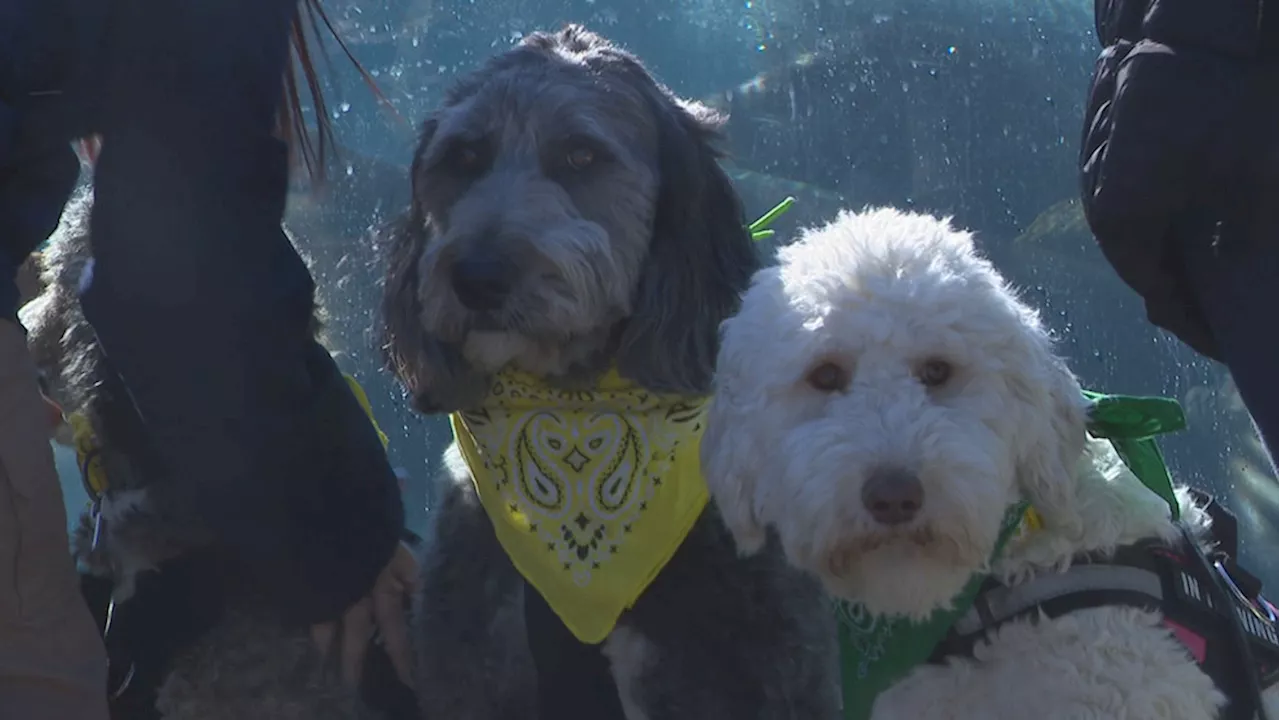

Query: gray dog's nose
left=861, top=468, right=924, bottom=526
left=450, top=254, right=516, bottom=311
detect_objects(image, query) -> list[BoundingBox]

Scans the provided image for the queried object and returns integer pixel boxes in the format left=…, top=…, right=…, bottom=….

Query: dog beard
left=815, top=525, right=992, bottom=620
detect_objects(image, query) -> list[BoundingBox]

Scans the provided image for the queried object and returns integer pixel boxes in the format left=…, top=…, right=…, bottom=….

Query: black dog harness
left=929, top=491, right=1278, bottom=720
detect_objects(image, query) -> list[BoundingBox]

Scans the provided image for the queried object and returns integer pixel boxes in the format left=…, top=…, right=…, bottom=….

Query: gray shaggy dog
left=23, top=191, right=377, bottom=720
left=381, top=25, right=841, bottom=719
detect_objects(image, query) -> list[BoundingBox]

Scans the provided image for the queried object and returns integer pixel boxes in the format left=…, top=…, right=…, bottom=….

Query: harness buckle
left=1212, top=560, right=1280, bottom=648
left=1214, top=561, right=1265, bottom=622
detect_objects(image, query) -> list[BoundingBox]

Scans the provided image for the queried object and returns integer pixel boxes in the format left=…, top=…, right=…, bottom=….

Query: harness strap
left=931, top=548, right=1166, bottom=663
left=951, top=563, right=1165, bottom=639
left=930, top=537, right=1280, bottom=720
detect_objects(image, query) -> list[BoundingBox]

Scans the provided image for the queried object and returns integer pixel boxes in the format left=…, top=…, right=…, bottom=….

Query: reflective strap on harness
left=952, top=563, right=1165, bottom=637
left=929, top=541, right=1171, bottom=664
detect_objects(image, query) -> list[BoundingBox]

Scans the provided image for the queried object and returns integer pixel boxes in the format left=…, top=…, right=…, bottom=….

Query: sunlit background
left=53, top=0, right=1278, bottom=592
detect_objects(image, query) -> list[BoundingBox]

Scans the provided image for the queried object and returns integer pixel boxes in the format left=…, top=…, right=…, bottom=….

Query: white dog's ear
left=1008, top=320, right=1089, bottom=527
left=701, top=396, right=768, bottom=555
left=700, top=315, right=770, bottom=556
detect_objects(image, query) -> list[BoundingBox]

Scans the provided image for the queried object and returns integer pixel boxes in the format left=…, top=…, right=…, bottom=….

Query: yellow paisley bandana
left=69, top=373, right=389, bottom=501
left=450, top=368, right=710, bottom=644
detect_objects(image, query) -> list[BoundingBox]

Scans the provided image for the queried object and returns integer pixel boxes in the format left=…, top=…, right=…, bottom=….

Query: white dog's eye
left=806, top=362, right=850, bottom=393
left=917, top=358, right=953, bottom=388
left=566, top=147, right=595, bottom=170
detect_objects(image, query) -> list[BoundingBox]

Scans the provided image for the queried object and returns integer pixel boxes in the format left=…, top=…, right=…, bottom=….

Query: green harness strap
left=835, top=391, right=1188, bottom=719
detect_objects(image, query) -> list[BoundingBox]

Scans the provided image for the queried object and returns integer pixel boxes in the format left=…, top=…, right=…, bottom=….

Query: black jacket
left=0, top=0, right=82, bottom=319
left=1, top=0, right=403, bottom=625
left=1080, top=0, right=1277, bottom=361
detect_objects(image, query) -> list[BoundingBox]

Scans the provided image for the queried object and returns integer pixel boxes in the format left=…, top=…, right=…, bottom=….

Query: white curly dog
left=701, top=207, right=1278, bottom=719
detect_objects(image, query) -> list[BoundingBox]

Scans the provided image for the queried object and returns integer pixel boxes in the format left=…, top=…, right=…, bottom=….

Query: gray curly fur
left=26, top=189, right=210, bottom=596
left=24, top=189, right=378, bottom=720
left=382, top=25, right=841, bottom=719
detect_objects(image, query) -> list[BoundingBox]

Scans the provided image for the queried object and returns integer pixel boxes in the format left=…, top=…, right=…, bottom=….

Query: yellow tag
left=1022, top=506, right=1044, bottom=532
left=67, top=411, right=108, bottom=500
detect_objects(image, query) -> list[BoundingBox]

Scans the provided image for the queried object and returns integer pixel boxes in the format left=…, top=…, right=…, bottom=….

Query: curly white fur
left=702, top=207, right=1275, bottom=720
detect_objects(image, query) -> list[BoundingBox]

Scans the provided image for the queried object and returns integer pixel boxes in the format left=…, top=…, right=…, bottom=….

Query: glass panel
left=55, top=0, right=1277, bottom=594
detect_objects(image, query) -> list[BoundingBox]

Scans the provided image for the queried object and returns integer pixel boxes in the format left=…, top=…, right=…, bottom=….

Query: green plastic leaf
left=748, top=196, right=797, bottom=239
left=1082, top=390, right=1184, bottom=521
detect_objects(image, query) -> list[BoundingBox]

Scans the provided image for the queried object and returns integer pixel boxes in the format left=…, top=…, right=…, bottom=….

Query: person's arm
left=1091, top=0, right=1274, bottom=52
left=0, top=0, right=80, bottom=320
left=75, top=0, right=403, bottom=624
left=1079, top=0, right=1274, bottom=360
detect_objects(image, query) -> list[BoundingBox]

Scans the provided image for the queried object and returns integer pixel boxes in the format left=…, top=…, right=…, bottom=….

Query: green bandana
left=1082, top=390, right=1185, bottom=521
left=834, top=391, right=1187, bottom=719
left=835, top=504, right=1030, bottom=720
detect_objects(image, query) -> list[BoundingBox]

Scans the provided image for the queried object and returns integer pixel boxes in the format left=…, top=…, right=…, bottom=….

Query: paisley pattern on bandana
left=451, top=368, right=709, bottom=644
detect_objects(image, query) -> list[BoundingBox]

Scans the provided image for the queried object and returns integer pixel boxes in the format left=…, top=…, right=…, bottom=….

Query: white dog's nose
left=861, top=468, right=924, bottom=526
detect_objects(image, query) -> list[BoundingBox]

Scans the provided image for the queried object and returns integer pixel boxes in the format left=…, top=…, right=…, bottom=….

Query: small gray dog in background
left=382, top=25, right=840, bottom=720
left=23, top=192, right=381, bottom=720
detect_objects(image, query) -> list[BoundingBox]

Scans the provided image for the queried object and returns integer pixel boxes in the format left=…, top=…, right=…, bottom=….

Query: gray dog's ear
left=380, top=124, right=490, bottom=414
left=379, top=212, right=490, bottom=414
left=616, top=96, right=759, bottom=396
left=699, top=306, right=774, bottom=556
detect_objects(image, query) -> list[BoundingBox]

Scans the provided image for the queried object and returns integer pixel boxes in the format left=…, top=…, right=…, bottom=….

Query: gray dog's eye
left=917, top=358, right=953, bottom=388
left=445, top=144, right=484, bottom=175
left=566, top=146, right=595, bottom=171
left=806, top=362, right=850, bottom=393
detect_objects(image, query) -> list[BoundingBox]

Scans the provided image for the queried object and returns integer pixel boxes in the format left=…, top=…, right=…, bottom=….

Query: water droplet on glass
left=339, top=102, right=351, bottom=113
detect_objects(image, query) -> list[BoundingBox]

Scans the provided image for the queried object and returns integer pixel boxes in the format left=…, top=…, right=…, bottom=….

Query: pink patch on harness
left=1164, top=619, right=1208, bottom=664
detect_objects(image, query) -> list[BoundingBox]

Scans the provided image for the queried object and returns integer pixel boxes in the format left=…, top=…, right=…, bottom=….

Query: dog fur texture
left=22, top=190, right=376, bottom=720
left=381, top=25, right=841, bottom=720
left=701, top=206, right=1270, bottom=719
